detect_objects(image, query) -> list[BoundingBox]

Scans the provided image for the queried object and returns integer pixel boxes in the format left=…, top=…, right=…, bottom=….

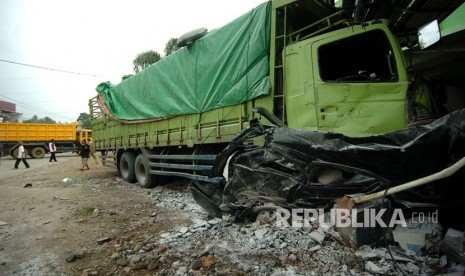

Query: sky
left=0, top=0, right=267, bottom=123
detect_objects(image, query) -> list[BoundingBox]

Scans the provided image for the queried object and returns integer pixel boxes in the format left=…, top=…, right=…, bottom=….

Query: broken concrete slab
left=441, top=228, right=465, bottom=265
left=355, top=245, right=414, bottom=262
left=335, top=198, right=393, bottom=248
left=392, top=218, right=442, bottom=256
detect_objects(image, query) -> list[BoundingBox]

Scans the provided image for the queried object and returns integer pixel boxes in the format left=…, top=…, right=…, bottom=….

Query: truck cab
left=285, top=21, right=416, bottom=136
left=264, top=1, right=439, bottom=137
left=77, top=128, right=92, bottom=145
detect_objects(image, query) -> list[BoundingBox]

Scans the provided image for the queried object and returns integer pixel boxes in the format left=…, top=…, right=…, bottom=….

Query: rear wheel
left=135, top=154, right=158, bottom=188
left=11, top=148, right=19, bottom=159
left=119, top=152, right=137, bottom=183
left=30, top=147, right=46, bottom=159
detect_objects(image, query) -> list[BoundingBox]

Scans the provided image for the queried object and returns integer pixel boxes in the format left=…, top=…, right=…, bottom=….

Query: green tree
left=24, top=115, right=39, bottom=123
left=77, top=113, right=91, bottom=129
left=39, top=116, right=56, bottom=123
left=24, top=115, right=55, bottom=123
left=164, top=38, right=179, bottom=56
left=133, top=50, right=162, bottom=73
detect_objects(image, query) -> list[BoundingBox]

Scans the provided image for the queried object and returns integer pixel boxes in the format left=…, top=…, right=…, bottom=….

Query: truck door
left=311, top=26, right=410, bottom=136
left=283, top=47, right=318, bottom=130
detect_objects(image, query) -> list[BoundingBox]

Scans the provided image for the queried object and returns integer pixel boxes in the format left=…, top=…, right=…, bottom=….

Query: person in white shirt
left=14, top=141, right=30, bottom=169
left=49, top=139, right=58, bottom=162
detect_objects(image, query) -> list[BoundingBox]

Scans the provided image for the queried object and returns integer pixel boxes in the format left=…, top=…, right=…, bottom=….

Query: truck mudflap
left=190, top=108, right=465, bottom=220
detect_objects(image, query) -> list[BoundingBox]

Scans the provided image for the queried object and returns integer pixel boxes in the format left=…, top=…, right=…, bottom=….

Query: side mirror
left=418, top=20, right=440, bottom=49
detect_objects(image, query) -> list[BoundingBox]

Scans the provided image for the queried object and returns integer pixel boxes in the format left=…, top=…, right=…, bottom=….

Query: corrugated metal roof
left=287, top=0, right=464, bottom=46
left=0, top=100, right=16, bottom=113
left=365, top=0, right=465, bottom=45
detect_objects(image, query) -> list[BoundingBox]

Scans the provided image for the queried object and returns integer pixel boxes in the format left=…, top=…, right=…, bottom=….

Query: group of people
left=13, top=139, right=99, bottom=170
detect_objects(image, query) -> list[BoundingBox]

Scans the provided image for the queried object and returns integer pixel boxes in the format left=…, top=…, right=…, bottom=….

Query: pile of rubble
left=101, top=184, right=464, bottom=275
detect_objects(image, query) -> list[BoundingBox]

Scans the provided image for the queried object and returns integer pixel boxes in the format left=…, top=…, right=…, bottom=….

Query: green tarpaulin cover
left=96, top=2, right=271, bottom=121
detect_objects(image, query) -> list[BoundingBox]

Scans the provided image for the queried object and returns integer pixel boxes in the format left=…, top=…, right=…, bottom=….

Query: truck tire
left=119, top=152, right=137, bottom=183
left=135, top=154, right=157, bottom=188
left=11, top=148, right=19, bottom=159
left=30, top=147, right=46, bottom=159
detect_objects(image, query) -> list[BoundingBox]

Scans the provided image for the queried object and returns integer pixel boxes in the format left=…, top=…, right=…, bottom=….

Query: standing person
left=77, top=139, right=91, bottom=171
left=14, top=141, right=30, bottom=169
left=88, top=139, right=100, bottom=165
left=49, top=139, right=58, bottom=162
left=0, top=144, right=3, bottom=165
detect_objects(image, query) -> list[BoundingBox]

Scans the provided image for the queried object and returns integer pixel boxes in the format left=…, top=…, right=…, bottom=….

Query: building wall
left=0, top=100, right=21, bottom=122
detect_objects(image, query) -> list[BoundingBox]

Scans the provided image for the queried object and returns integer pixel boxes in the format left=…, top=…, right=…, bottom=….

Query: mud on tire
left=119, top=152, right=137, bottom=183
left=135, top=154, right=158, bottom=188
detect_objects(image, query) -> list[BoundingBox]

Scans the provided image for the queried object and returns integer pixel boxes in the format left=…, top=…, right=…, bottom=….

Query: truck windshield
left=318, top=30, right=398, bottom=83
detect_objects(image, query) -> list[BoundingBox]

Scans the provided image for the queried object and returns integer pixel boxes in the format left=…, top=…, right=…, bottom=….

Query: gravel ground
left=0, top=153, right=464, bottom=276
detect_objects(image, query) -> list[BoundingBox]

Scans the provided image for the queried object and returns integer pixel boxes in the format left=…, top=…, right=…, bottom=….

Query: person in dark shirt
left=77, top=140, right=91, bottom=171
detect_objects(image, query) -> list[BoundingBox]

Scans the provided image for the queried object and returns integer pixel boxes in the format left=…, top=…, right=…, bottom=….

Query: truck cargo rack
left=271, top=5, right=348, bottom=123
left=287, top=10, right=348, bottom=43
left=89, top=96, right=101, bottom=119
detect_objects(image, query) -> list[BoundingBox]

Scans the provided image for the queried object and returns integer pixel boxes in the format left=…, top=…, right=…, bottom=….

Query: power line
left=0, top=94, right=53, bottom=114
left=0, top=58, right=107, bottom=78
left=1, top=92, right=68, bottom=95
left=0, top=94, right=76, bottom=121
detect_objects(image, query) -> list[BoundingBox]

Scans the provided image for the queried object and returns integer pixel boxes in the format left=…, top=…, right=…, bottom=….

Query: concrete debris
left=309, top=227, right=325, bottom=244
left=441, top=228, right=465, bottom=265
left=96, top=237, right=111, bottom=244
left=254, top=228, right=268, bottom=240
left=92, top=208, right=100, bottom=217
left=365, top=260, right=387, bottom=274
left=355, top=246, right=378, bottom=260
left=88, top=184, right=465, bottom=275
left=66, top=251, right=85, bottom=263
left=393, top=218, right=442, bottom=256
left=440, top=254, right=448, bottom=268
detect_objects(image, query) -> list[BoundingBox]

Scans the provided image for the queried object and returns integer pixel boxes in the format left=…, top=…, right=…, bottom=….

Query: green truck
left=89, top=0, right=465, bottom=188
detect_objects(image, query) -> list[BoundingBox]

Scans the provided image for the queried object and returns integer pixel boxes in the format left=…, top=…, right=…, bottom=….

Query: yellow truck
left=0, top=122, right=92, bottom=158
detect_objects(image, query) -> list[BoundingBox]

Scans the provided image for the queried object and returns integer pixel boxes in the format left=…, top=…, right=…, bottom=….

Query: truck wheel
left=11, top=148, right=19, bottom=159
left=30, top=147, right=46, bottom=159
left=119, top=152, right=137, bottom=183
left=135, top=154, right=157, bottom=188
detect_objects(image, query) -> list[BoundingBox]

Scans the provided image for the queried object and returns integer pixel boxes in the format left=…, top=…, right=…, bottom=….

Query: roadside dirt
left=0, top=153, right=189, bottom=276
left=2, top=154, right=461, bottom=276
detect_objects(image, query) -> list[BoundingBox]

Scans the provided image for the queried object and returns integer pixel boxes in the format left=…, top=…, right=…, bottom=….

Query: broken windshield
left=318, top=29, right=398, bottom=82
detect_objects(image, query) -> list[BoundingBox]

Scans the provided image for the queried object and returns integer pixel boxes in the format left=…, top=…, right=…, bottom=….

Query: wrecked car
left=190, top=108, right=465, bottom=225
